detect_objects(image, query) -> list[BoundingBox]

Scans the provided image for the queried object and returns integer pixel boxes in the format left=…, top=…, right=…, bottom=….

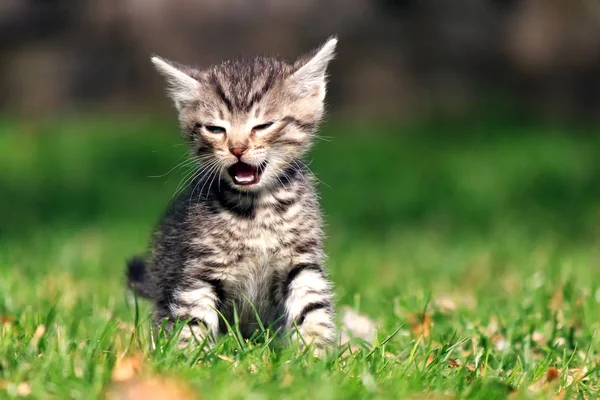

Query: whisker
left=176, top=157, right=217, bottom=205
left=205, top=166, right=221, bottom=200
left=188, top=159, right=220, bottom=206
left=311, top=133, right=333, bottom=143
left=197, top=162, right=221, bottom=202
left=148, top=151, right=195, bottom=178
left=169, top=165, right=201, bottom=204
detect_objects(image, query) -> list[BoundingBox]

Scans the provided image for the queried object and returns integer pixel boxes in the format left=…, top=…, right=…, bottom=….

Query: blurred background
left=2, top=0, right=600, bottom=120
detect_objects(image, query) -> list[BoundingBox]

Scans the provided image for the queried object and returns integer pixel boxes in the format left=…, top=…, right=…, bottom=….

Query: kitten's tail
left=126, top=256, right=153, bottom=299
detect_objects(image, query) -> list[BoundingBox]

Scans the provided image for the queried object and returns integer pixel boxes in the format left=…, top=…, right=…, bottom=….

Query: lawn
left=1, top=116, right=600, bottom=399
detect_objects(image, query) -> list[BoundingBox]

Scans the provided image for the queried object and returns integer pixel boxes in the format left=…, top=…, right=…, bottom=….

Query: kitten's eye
left=253, top=122, right=273, bottom=132
left=205, top=125, right=226, bottom=134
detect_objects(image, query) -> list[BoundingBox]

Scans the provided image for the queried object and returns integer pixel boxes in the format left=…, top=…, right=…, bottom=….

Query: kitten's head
left=152, top=37, right=337, bottom=192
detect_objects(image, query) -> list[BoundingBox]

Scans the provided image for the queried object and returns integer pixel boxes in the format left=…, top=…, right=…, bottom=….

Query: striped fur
left=129, top=38, right=338, bottom=350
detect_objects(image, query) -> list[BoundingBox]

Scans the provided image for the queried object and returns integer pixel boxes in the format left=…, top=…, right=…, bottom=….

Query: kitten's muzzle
left=229, top=145, right=248, bottom=159
left=228, top=161, right=267, bottom=186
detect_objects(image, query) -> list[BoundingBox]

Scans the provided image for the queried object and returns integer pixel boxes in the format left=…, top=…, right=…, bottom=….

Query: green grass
left=1, top=116, right=600, bottom=399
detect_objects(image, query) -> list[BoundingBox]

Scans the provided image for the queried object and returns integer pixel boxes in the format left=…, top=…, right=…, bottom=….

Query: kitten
left=127, top=38, right=338, bottom=351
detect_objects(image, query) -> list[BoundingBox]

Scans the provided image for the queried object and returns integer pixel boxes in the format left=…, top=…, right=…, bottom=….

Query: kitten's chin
left=227, top=161, right=267, bottom=189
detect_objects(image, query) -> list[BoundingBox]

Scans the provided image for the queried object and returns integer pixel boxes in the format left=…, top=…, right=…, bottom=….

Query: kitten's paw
left=292, top=321, right=336, bottom=358
left=175, top=323, right=215, bottom=351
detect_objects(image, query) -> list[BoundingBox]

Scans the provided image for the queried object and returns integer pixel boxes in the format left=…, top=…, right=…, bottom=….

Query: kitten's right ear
left=151, top=56, right=200, bottom=111
left=288, top=37, right=338, bottom=101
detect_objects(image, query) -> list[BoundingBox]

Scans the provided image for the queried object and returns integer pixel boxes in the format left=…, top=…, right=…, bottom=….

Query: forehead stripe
left=244, top=68, right=277, bottom=112
left=210, top=74, right=234, bottom=112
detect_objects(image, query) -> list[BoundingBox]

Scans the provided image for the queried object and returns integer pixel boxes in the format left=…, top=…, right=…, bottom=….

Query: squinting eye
left=205, top=125, right=226, bottom=134
left=253, top=122, right=273, bottom=131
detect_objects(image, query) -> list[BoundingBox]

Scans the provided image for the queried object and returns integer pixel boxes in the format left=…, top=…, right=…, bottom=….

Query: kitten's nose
left=229, top=146, right=248, bottom=159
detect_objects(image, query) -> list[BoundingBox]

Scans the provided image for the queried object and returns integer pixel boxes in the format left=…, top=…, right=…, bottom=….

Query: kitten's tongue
left=230, top=162, right=258, bottom=185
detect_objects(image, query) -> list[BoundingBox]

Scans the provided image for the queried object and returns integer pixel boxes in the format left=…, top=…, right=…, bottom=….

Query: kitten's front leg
left=283, top=262, right=336, bottom=352
left=168, top=278, right=223, bottom=347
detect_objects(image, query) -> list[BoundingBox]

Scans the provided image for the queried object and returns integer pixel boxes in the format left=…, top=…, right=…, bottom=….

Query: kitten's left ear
left=151, top=55, right=200, bottom=111
left=288, top=37, right=338, bottom=100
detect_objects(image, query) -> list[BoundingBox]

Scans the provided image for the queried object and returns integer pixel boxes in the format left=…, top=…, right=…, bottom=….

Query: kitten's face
left=152, top=38, right=337, bottom=192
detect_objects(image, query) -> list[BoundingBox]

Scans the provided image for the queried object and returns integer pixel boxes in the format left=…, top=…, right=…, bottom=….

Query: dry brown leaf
left=553, top=391, right=567, bottom=400
left=565, top=367, right=588, bottom=386
left=409, top=313, right=432, bottom=339
left=0, top=315, right=14, bottom=324
left=528, top=367, right=561, bottom=393
left=546, top=367, right=560, bottom=382
left=106, top=377, right=198, bottom=400
left=112, top=355, right=144, bottom=383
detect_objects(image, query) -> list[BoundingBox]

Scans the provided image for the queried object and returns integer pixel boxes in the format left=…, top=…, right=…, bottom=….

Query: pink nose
left=229, top=146, right=247, bottom=159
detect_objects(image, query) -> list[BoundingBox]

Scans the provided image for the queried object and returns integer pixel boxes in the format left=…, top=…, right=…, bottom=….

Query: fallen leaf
left=528, top=367, right=561, bottom=393
left=106, top=377, right=198, bottom=400
left=546, top=367, right=560, bottom=382
left=112, top=355, right=144, bottom=383
left=0, top=316, right=14, bottom=324
left=564, top=367, right=588, bottom=386
left=409, top=313, right=432, bottom=339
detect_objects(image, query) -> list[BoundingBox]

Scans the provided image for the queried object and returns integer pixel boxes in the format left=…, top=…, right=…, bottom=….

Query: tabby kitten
left=127, top=38, right=338, bottom=350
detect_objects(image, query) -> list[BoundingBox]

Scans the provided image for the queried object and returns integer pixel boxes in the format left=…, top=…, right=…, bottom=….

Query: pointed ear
left=151, top=56, right=200, bottom=111
left=288, top=37, right=337, bottom=100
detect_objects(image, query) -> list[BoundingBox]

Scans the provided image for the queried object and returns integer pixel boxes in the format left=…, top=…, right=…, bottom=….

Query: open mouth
left=228, top=162, right=266, bottom=186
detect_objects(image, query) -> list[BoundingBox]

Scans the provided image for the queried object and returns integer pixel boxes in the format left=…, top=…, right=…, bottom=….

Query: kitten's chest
left=231, top=215, right=295, bottom=271
left=218, top=205, right=300, bottom=263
